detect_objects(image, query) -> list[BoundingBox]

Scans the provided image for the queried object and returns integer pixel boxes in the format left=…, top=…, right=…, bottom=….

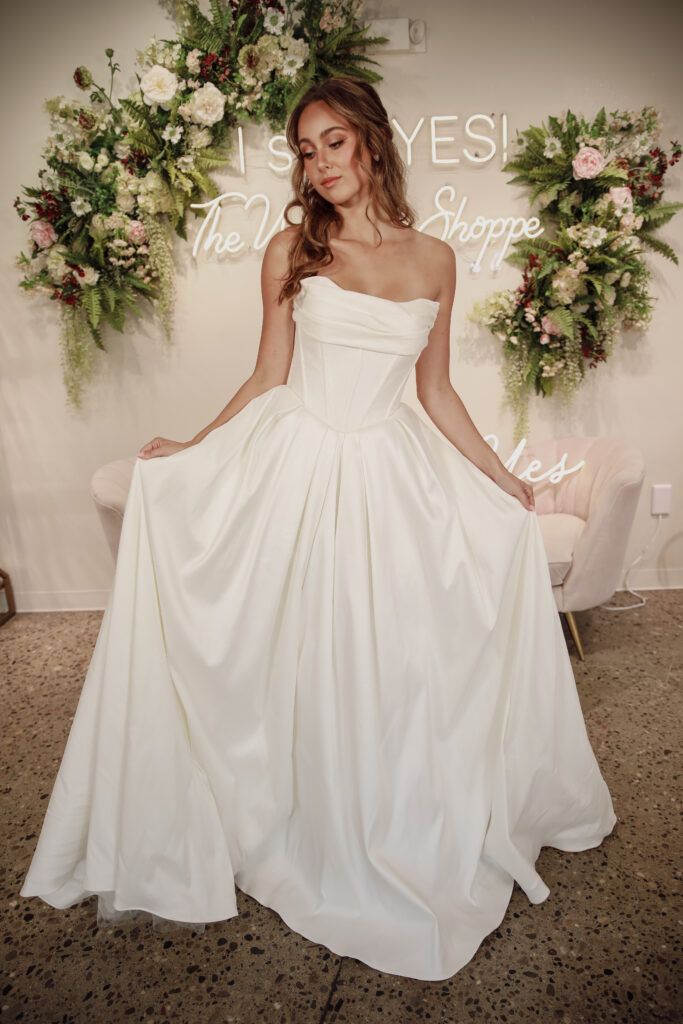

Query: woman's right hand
left=137, top=437, right=193, bottom=459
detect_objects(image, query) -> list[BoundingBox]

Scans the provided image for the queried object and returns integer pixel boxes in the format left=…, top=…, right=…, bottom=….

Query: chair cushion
left=536, top=513, right=586, bottom=586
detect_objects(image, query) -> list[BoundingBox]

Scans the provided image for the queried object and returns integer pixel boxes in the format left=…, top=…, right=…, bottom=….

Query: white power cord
left=598, top=515, right=665, bottom=612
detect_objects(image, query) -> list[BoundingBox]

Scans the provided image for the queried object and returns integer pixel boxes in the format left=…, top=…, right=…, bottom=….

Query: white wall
left=1, top=0, right=682, bottom=610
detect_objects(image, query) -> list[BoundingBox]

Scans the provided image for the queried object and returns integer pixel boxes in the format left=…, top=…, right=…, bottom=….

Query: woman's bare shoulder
left=403, top=229, right=455, bottom=299
left=262, top=226, right=300, bottom=282
left=268, top=225, right=300, bottom=256
left=407, top=228, right=453, bottom=264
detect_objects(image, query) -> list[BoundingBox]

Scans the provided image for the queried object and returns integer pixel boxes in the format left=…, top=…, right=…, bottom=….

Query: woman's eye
left=301, top=140, right=344, bottom=160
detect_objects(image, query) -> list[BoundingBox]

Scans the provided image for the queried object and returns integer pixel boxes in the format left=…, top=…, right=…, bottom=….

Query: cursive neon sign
left=418, top=185, right=543, bottom=272
left=191, top=191, right=284, bottom=256
left=191, top=185, right=544, bottom=268
left=485, top=435, right=585, bottom=483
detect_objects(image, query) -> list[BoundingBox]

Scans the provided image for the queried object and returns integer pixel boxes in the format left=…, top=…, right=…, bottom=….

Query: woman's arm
left=414, top=243, right=535, bottom=511
left=139, top=228, right=298, bottom=459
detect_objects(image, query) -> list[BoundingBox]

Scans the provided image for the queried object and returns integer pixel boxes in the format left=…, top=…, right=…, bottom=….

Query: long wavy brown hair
left=279, top=76, right=417, bottom=304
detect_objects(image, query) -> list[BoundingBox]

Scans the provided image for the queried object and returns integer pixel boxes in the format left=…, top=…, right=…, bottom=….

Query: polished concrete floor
left=1, top=590, right=681, bottom=1023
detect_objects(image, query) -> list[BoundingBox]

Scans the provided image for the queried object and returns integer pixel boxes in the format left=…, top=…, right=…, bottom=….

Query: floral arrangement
left=471, top=107, right=682, bottom=441
left=13, top=0, right=385, bottom=407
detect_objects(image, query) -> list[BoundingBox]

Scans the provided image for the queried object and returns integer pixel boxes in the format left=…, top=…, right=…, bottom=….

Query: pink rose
left=541, top=315, right=562, bottom=336
left=30, top=220, right=58, bottom=248
left=126, top=219, right=147, bottom=245
left=607, top=186, right=633, bottom=212
left=572, top=146, right=605, bottom=180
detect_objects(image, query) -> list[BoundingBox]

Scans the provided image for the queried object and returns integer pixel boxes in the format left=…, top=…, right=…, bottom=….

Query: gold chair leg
left=563, top=611, right=585, bottom=661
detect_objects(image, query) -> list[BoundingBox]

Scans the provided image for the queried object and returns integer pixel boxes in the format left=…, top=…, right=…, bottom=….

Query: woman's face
left=296, top=99, right=373, bottom=204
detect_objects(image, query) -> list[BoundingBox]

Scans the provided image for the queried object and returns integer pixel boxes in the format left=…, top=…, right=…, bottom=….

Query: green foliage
left=471, top=104, right=682, bottom=441
left=546, top=307, right=575, bottom=340
left=639, top=231, right=679, bottom=264
left=641, top=201, right=683, bottom=229
left=15, top=0, right=389, bottom=409
left=182, top=0, right=231, bottom=52
left=82, top=284, right=102, bottom=330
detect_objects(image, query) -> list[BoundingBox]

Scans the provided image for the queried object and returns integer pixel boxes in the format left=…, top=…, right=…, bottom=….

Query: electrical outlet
left=651, top=483, right=672, bottom=515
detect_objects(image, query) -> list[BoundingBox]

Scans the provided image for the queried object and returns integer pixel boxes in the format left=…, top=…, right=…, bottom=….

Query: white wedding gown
left=20, top=274, right=616, bottom=981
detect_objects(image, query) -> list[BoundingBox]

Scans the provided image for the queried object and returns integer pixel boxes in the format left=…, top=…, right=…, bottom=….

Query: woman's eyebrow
left=298, top=126, right=348, bottom=146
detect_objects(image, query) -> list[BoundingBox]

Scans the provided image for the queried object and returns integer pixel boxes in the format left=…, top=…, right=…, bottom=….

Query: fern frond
left=82, top=285, right=102, bottom=330
left=101, top=303, right=125, bottom=333
left=639, top=231, right=679, bottom=264
left=641, top=202, right=683, bottom=229
left=545, top=307, right=575, bottom=339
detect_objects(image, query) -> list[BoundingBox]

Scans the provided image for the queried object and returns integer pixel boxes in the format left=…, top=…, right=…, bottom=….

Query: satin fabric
left=20, top=275, right=616, bottom=980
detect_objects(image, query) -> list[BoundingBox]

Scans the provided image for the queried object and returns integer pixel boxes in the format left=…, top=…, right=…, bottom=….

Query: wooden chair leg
left=563, top=611, right=585, bottom=661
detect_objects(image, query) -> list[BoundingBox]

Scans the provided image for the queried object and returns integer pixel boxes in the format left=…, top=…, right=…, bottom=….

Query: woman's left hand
left=494, top=467, right=535, bottom=511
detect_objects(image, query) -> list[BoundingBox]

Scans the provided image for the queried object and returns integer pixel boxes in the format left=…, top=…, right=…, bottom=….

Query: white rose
left=78, top=151, right=95, bottom=171
left=96, top=151, right=109, bottom=169
left=188, top=82, right=226, bottom=126
left=140, top=64, right=178, bottom=109
left=82, top=266, right=100, bottom=286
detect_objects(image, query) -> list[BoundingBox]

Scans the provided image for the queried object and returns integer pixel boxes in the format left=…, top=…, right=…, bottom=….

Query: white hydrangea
left=186, top=49, right=202, bottom=75
left=116, top=171, right=140, bottom=214
left=103, top=211, right=128, bottom=232
left=46, top=246, right=69, bottom=281
left=285, top=36, right=309, bottom=61
left=162, top=43, right=182, bottom=70
left=137, top=170, right=173, bottom=214
left=188, top=125, right=212, bottom=149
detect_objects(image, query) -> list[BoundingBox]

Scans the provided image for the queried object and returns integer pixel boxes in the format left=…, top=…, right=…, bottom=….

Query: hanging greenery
left=470, top=106, right=682, bottom=442
left=13, top=0, right=386, bottom=408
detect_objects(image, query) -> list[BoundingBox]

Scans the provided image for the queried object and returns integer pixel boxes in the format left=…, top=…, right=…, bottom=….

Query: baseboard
left=14, top=590, right=111, bottom=612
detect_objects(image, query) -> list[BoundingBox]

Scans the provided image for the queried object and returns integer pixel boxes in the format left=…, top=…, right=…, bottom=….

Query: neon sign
left=486, top=435, right=585, bottom=484
left=189, top=114, right=542, bottom=271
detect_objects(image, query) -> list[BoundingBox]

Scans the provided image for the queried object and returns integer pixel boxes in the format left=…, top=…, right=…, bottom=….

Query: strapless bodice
left=286, top=276, right=440, bottom=433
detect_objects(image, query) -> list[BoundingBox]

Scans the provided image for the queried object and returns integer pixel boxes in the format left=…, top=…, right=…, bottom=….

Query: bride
left=21, top=75, right=616, bottom=982
left=139, top=83, right=533, bottom=512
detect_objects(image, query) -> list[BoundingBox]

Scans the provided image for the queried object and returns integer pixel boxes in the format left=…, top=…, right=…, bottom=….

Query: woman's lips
left=322, top=176, right=340, bottom=187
